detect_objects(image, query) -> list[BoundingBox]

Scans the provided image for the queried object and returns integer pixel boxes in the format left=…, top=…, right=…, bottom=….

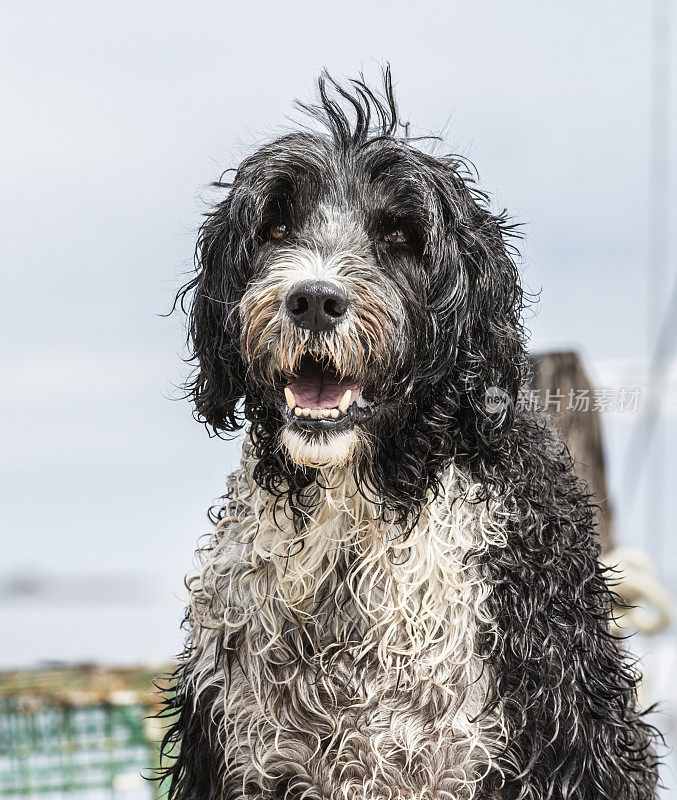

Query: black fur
left=481, top=416, right=659, bottom=799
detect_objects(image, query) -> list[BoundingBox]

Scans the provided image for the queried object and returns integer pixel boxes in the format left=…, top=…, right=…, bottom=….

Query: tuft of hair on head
left=295, top=64, right=408, bottom=150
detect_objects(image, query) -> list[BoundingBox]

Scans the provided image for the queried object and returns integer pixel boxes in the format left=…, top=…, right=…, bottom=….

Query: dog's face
left=183, top=73, right=526, bottom=510
left=238, top=134, right=432, bottom=468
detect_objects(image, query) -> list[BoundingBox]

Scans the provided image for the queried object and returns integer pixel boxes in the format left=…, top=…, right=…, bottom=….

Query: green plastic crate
left=0, top=699, right=156, bottom=800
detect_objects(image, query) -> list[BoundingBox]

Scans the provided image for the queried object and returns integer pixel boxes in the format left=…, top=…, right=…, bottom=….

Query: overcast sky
left=1, top=1, right=675, bottom=668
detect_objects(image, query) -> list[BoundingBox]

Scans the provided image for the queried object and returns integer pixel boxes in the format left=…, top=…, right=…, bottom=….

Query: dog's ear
left=431, top=161, right=527, bottom=448
left=180, top=194, right=251, bottom=434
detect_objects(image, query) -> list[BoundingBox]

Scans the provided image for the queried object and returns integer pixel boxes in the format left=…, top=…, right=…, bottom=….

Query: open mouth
left=280, top=354, right=376, bottom=432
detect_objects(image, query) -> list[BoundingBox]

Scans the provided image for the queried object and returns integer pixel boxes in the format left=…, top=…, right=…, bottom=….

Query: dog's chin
left=280, top=427, right=360, bottom=468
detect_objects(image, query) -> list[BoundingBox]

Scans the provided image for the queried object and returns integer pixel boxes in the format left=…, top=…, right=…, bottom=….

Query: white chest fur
left=184, top=447, right=509, bottom=800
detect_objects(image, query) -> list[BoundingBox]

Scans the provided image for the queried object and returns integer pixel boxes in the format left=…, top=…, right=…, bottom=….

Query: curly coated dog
left=160, top=70, right=659, bottom=800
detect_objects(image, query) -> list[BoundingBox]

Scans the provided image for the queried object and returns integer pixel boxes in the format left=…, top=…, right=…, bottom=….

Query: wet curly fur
left=160, top=70, right=659, bottom=800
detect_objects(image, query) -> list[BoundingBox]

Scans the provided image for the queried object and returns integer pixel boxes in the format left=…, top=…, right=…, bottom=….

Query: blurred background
left=1, top=0, right=675, bottom=797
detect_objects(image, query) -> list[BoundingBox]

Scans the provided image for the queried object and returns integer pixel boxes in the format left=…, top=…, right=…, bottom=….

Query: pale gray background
left=1, top=0, right=675, bottom=706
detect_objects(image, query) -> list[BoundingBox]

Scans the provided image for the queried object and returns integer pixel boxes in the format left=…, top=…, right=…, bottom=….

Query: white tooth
left=338, top=390, right=352, bottom=413
left=302, top=408, right=311, bottom=417
left=294, top=407, right=302, bottom=417
left=284, top=387, right=296, bottom=410
left=322, top=409, right=331, bottom=418
left=330, top=409, right=340, bottom=419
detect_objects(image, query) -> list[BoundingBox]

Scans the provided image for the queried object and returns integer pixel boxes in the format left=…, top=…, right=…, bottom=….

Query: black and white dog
left=161, top=71, right=659, bottom=800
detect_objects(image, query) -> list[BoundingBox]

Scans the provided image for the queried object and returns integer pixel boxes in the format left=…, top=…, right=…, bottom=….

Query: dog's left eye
left=269, top=223, right=289, bottom=240
left=383, top=228, right=408, bottom=244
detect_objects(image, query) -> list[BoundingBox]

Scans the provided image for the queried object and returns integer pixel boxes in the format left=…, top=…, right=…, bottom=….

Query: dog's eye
left=383, top=228, right=408, bottom=244
left=269, top=223, right=288, bottom=241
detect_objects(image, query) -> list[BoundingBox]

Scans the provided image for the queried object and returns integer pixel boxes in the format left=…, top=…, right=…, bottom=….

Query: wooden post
left=529, top=351, right=614, bottom=554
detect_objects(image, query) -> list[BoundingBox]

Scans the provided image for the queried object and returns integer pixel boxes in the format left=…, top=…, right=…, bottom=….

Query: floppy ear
left=458, top=202, right=526, bottom=445
left=431, top=161, right=527, bottom=448
left=180, top=194, right=251, bottom=434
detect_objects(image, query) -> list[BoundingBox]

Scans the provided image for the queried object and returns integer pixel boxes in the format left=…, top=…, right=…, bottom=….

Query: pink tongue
left=288, top=363, right=360, bottom=409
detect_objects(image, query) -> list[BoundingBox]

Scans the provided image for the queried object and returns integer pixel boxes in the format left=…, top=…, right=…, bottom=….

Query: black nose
left=285, top=280, right=349, bottom=332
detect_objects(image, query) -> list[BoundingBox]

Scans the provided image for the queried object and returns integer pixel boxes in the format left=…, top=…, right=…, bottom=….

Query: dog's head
left=181, top=70, right=527, bottom=518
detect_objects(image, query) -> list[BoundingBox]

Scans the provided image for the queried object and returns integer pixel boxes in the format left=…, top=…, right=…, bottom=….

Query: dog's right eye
left=269, top=223, right=289, bottom=241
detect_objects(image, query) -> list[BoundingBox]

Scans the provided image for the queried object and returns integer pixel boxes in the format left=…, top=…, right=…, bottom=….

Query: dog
left=160, top=70, right=659, bottom=800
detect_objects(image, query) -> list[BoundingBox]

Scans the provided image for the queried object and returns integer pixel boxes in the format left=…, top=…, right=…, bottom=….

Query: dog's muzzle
left=279, top=280, right=377, bottom=434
